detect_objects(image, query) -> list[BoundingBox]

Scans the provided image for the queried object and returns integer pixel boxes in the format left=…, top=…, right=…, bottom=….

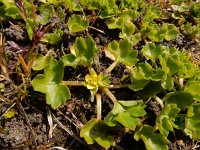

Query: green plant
left=1, top=0, right=200, bottom=149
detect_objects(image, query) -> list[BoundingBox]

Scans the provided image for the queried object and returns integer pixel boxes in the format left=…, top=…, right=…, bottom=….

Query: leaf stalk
left=153, top=95, right=164, bottom=109
left=101, top=87, right=117, bottom=103
left=62, top=81, right=84, bottom=86
left=96, top=93, right=102, bottom=120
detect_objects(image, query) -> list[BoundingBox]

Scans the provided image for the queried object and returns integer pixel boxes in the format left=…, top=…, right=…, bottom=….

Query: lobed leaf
left=134, top=125, right=170, bottom=150
left=184, top=103, right=200, bottom=140
left=107, top=38, right=138, bottom=67
left=31, top=56, right=71, bottom=109
left=37, top=4, right=54, bottom=25
left=137, top=81, right=161, bottom=99
left=41, top=29, right=63, bottom=45
left=142, top=43, right=163, bottom=61
left=80, top=119, right=120, bottom=149
left=62, top=35, right=99, bottom=67
left=67, top=15, right=89, bottom=33
left=156, top=104, right=181, bottom=136
left=119, top=22, right=136, bottom=38
left=163, top=91, right=193, bottom=110
left=184, top=77, right=200, bottom=102
left=104, top=101, right=146, bottom=130
left=129, top=67, right=149, bottom=91
left=32, top=53, right=50, bottom=70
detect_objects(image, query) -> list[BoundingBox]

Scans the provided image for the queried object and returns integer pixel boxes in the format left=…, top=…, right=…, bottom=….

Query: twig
left=49, top=147, right=68, bottom=150
left=47, top=107, right=54, bottom=139
left=57, top=109, right=83, bottom=128
left=89, top=26, right=105, bottom=34
left=16, top=99, right=38, bottom=150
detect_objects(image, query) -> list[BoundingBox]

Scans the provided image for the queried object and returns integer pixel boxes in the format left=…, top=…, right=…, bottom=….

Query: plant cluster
left=1, top=0, right=200, bottom=149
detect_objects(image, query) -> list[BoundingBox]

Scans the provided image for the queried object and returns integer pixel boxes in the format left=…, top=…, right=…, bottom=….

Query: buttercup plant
left=0, top=0, right=200, bottom=149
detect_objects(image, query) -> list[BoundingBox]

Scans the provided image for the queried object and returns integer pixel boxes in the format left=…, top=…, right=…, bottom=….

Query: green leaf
left=151, top=69, right=165, bottom=81
left=80, top=118, right=97, bottom=144
left=41, top=29, right=63, bottom=45
left=107, top=38, right=138, bottom=67
left=163, top=24, right=179, bottom=41
left=119, top=22, right=136, bottom=38
left=62, top=35, right=99, bottom=67
left=131, top=33, right=142, bottom=46
left=156, top=104, right=181, bottom=136
left=161, top=75, right=174, bottom=90
left=142, top=43, right=163, bottom=61
left=129, top=67, right=149, bottom=91
left=138, top=62, right=153, bottom=80
left=31, top=56, right=71, bottom=109
left=134, top=125, right=170, bottom=150
left=184, top=103, right=200, bottom=140
left=166, top=56, right=180, bottom=75
left=63, top=0, right=81, bottom=11
left=26, top=18, right=38, bottom=40
left=163, top=91, right=193, bottom=110
left=106, top=17, right=124, bottom=29
left=0, top=83, right=5, bottom=92
left=2, top=108, right=18, bottom=119
left=184, top=78, right=200, bottom=101
left=80, top=119, right=119, bottom=149
left=68, top=15, right=89, bottom=33
left=32, top=54, right=50, bottom=70
left=1, top=0, right=20, bottom=19
left=137, top=81, right=161, bottom=99
left=38, top=4, right=54, bottom=25
left=115, top=111, right=141, bottom=130
left=56, top=6, right=66, bottom=21
left=104, top=101, right=146, bottom=130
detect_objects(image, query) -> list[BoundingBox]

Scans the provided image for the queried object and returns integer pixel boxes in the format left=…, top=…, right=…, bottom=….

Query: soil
left=0, top=1, right=200, bottom=150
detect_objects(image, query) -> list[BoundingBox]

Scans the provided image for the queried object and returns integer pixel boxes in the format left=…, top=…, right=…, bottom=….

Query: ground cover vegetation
left=0, top=0, right=200, bottom=149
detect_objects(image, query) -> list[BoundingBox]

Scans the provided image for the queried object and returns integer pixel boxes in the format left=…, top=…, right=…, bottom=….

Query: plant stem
left=179, top=78, right=184, bottom=90
left=106, top=84, right=130, bottom=89
left=18, top=54, right=29, bottom=74
left=101, top=87, right=117, bottom=103
left=103, top=60, right=118, bottom=75
left=62, top=81, right=83, bottom=86
left=153, top=95, right=164, bottom=109
left=96, top=93, right=102, bottom=120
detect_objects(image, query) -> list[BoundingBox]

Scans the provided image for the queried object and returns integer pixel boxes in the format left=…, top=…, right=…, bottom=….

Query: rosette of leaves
left=139, top=43, right=197, bottom=91
left=80, top=118, right=122, bottom=149
left=62, top=35, right=99, bottom=68
left=134, top=125, right=170, bottom=150
left=105, top=9, right=141, bottom=41
left=128, top=62, right=165, bottom=92
left=141, top=5, right=179, bottom=42
left=104, top=100, right=146, bottom=130
left=31, top=56, right=71, bottom=109
left=84, top=68, right=110, bottom=102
